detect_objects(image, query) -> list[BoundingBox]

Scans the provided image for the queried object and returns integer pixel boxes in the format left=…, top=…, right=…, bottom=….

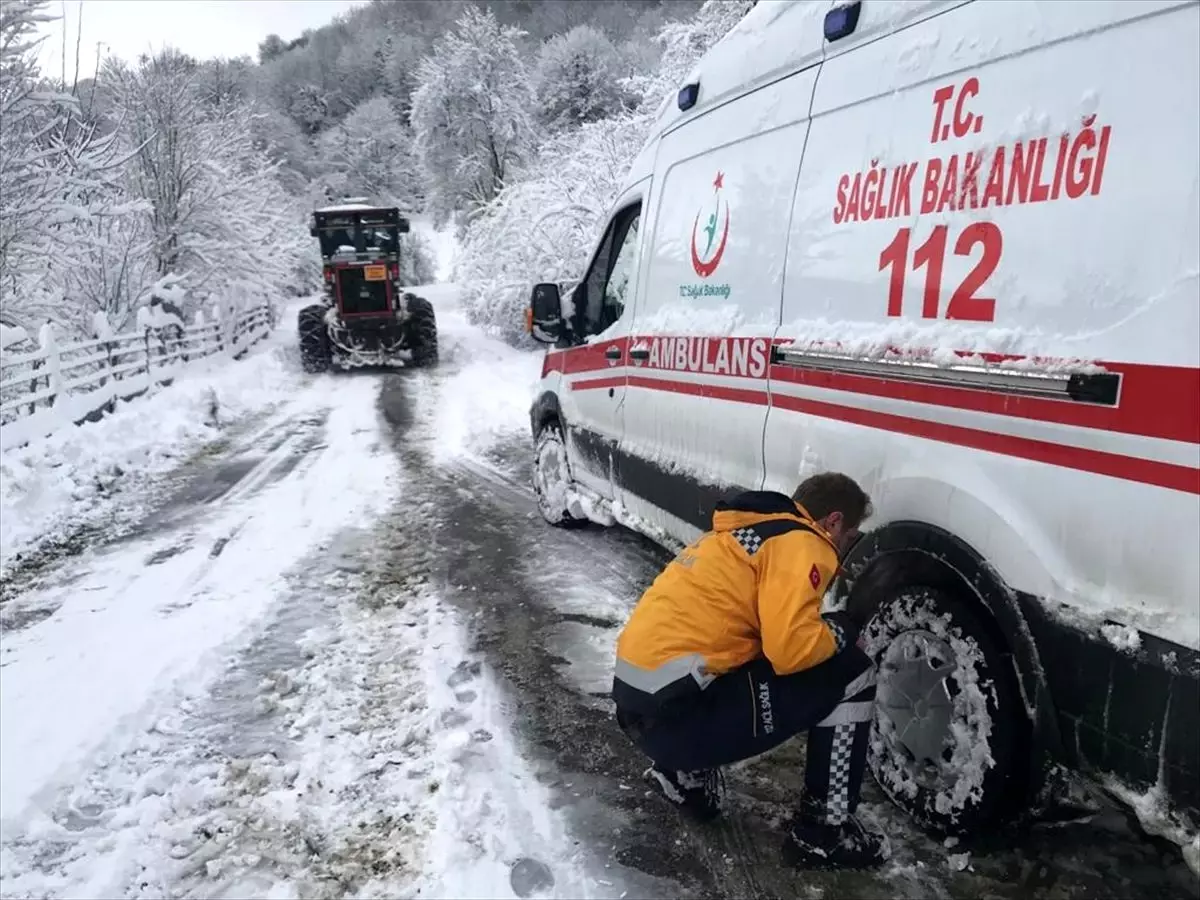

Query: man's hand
left=821, top=611, right=861, bottom=654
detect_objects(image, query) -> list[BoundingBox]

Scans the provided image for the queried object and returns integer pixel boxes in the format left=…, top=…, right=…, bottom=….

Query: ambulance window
left=602, top=212, right=640, bottom=328
left=578, top=202, right=641, bottom=337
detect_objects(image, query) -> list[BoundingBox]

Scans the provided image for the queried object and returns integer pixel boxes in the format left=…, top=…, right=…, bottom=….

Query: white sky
left=35, top=0, right=368, bottom=84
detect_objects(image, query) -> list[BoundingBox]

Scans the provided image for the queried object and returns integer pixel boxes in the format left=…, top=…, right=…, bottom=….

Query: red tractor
left=298, top=202, right=437, bottom=372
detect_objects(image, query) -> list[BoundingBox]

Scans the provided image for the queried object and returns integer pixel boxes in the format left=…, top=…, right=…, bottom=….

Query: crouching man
left=611, top=473, right=888, bottom=870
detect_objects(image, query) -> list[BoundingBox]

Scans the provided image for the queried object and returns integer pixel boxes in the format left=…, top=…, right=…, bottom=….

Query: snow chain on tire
left=298, top=304, right=331, bottom=373
left=405, top=294, right=438, bottom=368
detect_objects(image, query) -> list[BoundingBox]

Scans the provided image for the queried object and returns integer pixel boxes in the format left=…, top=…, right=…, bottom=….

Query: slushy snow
left=0, top=284, right=605, bottom=899
left=0, top=305, right=308, bottom=574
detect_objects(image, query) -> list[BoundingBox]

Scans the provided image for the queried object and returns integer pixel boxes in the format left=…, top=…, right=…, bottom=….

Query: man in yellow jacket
left=612, top=472, right=887, bottom=870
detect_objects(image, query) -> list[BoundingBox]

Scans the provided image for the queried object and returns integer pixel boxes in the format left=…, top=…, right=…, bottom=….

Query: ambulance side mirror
left=528, top=282, right=563, bottom=344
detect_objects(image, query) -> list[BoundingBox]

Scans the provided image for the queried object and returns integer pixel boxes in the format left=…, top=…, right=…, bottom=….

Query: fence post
left=190, top=311, right=206, bottom=363
left=92, top=312, right=114, bottom=399
left=212, top=305, right=225, bottom=354
left=38, top=323, right=61, bottom=409
left=28, top=358, right=42, bottom=416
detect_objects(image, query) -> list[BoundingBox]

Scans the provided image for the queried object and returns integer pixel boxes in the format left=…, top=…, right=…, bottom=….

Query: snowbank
left=1, top=322, right=29, bottom=350
left=0, top=307, right=305, bottom=572
left=1105, top=778, right=1200, bottom=877
left=412, top=215, right=460, bottom=284
left=423, top=285, right=543, bottom=466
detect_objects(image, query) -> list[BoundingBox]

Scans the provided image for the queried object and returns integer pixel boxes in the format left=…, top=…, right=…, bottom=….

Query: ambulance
left=525, top=0, right=1199, bottom=838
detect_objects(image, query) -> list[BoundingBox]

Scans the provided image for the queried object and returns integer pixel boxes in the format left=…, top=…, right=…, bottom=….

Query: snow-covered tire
left=405, top=294, right=438, bottom=368
left=862, top=586, right=1028, bottom=837
left=298, top=304, right=332, bottom=374
left=532, top=424, right=585, bottom=528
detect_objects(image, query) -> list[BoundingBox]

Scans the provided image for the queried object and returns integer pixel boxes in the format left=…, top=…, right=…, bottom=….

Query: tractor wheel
left=298, top=304, right=332, bottom=374
left=405, top=294, right=438, bottom=368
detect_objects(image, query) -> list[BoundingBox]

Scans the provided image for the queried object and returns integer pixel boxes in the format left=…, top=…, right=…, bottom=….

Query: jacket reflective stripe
left=613, top=653, right=715, bottom=694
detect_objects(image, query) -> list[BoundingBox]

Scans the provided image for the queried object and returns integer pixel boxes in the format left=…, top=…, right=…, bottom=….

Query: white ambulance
left=525, top=0, right=1199, bottom=839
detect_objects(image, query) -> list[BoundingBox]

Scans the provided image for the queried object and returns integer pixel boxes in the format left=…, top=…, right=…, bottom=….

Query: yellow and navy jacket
left=613, top=491, right=848, bottom=716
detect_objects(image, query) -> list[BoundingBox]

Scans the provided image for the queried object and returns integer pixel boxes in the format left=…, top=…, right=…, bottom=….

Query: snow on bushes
left=533, top=25, right=635, bottom=133
left=454, top=112, right=651, bottom=346
left=453, top=0, right=756, bottom=346
left=410, top=7, right=537, bottom=229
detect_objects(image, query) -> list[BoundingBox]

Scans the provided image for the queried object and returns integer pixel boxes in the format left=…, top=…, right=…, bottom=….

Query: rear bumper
left=328, top=316, right=410, bottom=365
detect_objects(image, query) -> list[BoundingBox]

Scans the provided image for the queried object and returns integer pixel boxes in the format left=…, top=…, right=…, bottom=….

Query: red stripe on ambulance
left=569, top=370, right=1200, bottom=495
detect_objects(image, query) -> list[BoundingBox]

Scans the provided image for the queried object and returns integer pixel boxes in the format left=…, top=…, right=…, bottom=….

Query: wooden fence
left=0, top=302, right=277, bottom=452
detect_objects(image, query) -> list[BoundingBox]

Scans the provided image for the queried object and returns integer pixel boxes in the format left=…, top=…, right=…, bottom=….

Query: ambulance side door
left=615, top=62, right=824, bottom=541
left=551, top=182, right=648, bottom=500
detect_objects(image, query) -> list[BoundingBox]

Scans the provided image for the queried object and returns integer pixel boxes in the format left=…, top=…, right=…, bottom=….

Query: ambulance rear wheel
left=533, top=423, right=585, bottom=528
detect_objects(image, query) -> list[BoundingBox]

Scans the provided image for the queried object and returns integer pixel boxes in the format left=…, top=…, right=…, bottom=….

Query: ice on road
left=0, top=286, right=594, bottom=900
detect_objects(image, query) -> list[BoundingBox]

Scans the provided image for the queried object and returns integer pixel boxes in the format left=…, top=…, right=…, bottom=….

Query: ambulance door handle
left=628, top=347, right=650, bottom=361
left=605, top=346, right=623, bottom=360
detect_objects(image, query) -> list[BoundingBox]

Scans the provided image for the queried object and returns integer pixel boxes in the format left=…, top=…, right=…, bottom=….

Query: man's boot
left=644, top=765, right=725, bottom=821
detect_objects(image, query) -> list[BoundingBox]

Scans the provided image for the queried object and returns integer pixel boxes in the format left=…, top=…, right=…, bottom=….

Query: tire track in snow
left=0, top=370, right=402, bottom=898
left=378, top=289, right=1200, bottom=900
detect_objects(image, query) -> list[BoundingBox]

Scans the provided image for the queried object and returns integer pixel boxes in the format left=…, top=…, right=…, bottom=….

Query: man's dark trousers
left=617, top=647, right=877, bottom=824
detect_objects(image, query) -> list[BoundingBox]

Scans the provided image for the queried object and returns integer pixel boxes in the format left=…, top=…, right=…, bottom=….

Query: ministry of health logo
left=690, top=171, right=730, bottom=279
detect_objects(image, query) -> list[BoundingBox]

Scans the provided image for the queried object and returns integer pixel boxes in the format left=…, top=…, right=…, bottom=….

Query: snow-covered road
left=1, top=286, right=1194, bottom=900
left=0, top=287, right=599, bottom=899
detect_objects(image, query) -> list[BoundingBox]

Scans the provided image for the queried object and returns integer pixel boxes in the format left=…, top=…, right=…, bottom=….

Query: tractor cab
left=310, top=201, right=410, bottom=319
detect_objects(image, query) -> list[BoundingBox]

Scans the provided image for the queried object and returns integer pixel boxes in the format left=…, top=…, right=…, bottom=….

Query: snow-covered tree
left=315, top=95, right=422, bottom=211
left=248, top=103, right=317, bottom=194
left=624, top=0, right=756, bottom=111
left=258, top=34, right=286, bottom=64
left=101, top=50, right=210, bottom=279
left=101, top=49, right=315, bottom=324
left=533, top=25, right=633, bottom=133
left=455, top=112, right=648, bottom=345
left=0, top=0, right=133, bottom=334
left=409, top=6, right=536, bottom=226
left=455, top=0, right=755, bottom=344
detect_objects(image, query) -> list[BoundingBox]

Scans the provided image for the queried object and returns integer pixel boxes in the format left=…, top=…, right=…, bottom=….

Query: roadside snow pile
left=0, top=315, right=304, bottom=573
left=1, top=322, right=29, bottom=349
left=423, top=286, right=542, bottom=466
left=1105, top=778, right=1200, bottom=877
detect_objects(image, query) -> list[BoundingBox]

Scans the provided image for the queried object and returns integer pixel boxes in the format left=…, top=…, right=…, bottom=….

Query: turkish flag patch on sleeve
left=809, top=564, right=822, bottom=589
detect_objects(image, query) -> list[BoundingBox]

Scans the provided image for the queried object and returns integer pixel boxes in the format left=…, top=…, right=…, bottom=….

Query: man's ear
left=821, top=511, right=844, bottom=532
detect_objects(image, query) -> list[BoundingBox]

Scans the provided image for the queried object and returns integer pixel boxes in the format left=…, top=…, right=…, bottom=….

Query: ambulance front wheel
left=533, top=423, right=586, bottom=528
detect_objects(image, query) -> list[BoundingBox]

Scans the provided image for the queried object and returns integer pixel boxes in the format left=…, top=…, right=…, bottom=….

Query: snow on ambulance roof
left=652, top=0, right=957, bottom=141
left=658, top=0, right=825, bottom=130
left=620, top=1, right=960, bottom=197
